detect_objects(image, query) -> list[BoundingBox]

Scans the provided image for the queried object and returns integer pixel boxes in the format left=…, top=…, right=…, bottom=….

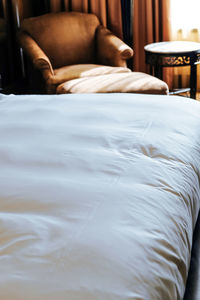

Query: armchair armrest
left=96, top=26, right=133, bottom=67
left=17, top=31, right=54, bottom=80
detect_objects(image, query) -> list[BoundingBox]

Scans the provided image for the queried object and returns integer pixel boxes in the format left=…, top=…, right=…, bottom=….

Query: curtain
left=1, top=0, right=15, bottom=86
left=48, top=0, right=123, bottom=38
left=10, top=0, right=123, bottom=39
left=133, top=0, right=171, bottom=85
left=11, top=0, right=34, bottom=28
left=121, top=0, right=133, bottom=47
left=170, top=0, right=200, bottom=91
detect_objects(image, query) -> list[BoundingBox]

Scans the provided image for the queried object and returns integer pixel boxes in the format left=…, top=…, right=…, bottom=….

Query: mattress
left=0, top=93, right=200, bottom=300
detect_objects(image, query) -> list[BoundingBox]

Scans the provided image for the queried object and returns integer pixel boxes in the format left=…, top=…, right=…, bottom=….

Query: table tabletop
left=144, top=41, right=200, bottom=54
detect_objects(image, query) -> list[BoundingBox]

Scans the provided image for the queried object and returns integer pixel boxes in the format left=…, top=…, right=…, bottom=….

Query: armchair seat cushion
left=53, top=64, right=131, bottom=84
left=56, top=72, right=169, bottom=95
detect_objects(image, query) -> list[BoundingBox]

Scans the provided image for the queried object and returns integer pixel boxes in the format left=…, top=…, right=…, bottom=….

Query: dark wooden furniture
left=144, top=41, right=200, bottom=99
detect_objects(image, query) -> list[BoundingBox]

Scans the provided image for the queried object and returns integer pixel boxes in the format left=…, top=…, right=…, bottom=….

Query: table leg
left=154, top=65, right=163, bottom=80
left=150, top=65, right=153, bottom=76
left=190, top=63, right=197, bottom=99
left=0, top=74, right=2, bottom=92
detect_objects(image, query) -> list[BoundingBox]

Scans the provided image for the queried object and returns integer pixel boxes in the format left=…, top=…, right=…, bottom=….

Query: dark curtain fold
left=121, top=0, right=133, bottom=47
left=0, top=0, right=15, bottom=87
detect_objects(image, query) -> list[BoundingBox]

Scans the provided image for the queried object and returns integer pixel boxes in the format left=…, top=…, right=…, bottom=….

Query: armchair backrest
left=20, top=12, right=100, bottom=68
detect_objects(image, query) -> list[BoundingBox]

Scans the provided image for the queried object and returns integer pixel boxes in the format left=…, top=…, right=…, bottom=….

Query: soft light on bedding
left=0, top=93, right=200, bottom=300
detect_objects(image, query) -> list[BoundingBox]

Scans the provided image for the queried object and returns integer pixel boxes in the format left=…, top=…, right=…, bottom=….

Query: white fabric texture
left=0, top=93, right=200, bottom=300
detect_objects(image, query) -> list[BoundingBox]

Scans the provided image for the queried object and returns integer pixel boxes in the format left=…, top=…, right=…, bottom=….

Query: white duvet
left=0, top=93, right=200, bottom=300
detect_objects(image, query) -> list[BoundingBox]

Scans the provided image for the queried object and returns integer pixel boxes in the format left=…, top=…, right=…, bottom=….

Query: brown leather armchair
left=18, top=12, right=133, bottom=94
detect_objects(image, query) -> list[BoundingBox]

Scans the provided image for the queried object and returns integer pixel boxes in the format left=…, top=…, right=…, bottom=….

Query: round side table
left=144, top=41, right=200, bottom=99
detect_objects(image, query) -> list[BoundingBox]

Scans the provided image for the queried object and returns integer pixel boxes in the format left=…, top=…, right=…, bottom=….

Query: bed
left=0, top=93, right=200, bottom=300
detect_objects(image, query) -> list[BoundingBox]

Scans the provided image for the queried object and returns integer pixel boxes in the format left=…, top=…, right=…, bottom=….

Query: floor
left=172, top=91, right=200, bottom=101
left=196, top=93, right=200, bottom=101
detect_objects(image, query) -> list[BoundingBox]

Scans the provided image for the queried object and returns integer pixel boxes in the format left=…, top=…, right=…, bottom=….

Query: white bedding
left=0, top=93, right=200, bottom=300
